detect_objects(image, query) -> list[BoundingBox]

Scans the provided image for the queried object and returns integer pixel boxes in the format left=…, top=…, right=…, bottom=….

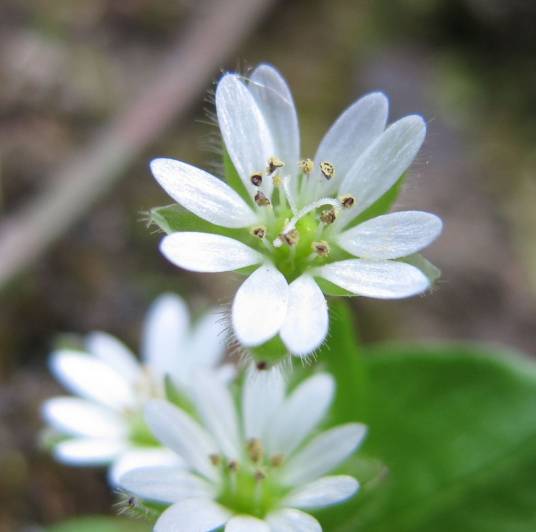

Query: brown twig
left=0, top=0, right=276, bottom=289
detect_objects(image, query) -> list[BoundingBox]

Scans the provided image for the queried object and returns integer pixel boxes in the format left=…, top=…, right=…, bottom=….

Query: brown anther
left=209, top=454, right=221, bottom=466
left=270, top=454, right=284, bottom=467
left=254, top=191, right=271, bottom=207
left=250, top=226, right=266, bottom=239
left=228, top=460, right=239, bottom=472
left=268, top=156, right=285, bottom=174
left=281, top=228, right=299, bottom=246
left=298, top=158, right=314, bottom=175
left=255, top=470, right=267, bottom=481
left=312, top=241, right=330, bottom=257
left=247, top=438, right=264, bottom=463
left=340, top=194, right=356, bottom=209
left=256, top=361, right=268, bottom=371
left=127, top=496, right=137, bottom=507
left=250, top=172, right=263, bottom=187
left=319, top=207, right=337, bottom=225
left=320, top=161, right=335, bottom=180
left=272, top=174, right=283, bottom=188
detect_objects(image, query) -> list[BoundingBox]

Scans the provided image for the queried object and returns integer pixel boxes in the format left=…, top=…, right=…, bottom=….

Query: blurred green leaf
left=47, top=516, right=151, bottom=532
left=320, top=344, right=536, bottom=531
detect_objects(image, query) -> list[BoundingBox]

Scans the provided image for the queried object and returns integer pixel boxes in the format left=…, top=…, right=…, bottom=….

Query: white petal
left=53, top=438, right=125, bottom=465
left=191, top=371, right=241, bottom=459
left=339, top=115, right=426, bottom=223
left=232, top=265, right=289, bottom=346
left=337, top=211, right=443, bottom=260
left=151, top=158, right=257, bottom=228
left=249, top=64, right=300, bottom=201
left=42, top=397, right=126, bottom=439
left=281, top=423, right=366, bottom=485
left=216, top=73, right=275, bottom=199
left=267, top=508, right=321, bottom=532
left=155, top=498, right=230, bottom=532
left=284, top=476, right=359, bottom=509
left=144, top=400, right=218, bottom=481
left=280, top=275, right=328, bottom=357
left=267, top=373, right=334, bottom=457
left=119, top=466, right=214, bottom=504
left=86, top=332, right=141, bottom=384
left=50, top=350, right=135, bottom=410
left=109, top=447, right=182, bottom=486
left=313, top=92, right=388, bottom=198
left=225, top=515, right=270, bottom=532
left=160, top=232, right=262, bottom=273
left=242, top=366, right=285, bottom=441
left=185, top=310, right=226, bottom=371
left=142, top=293, right=190, bottom=378
left=316, top=259, right=430, bottom=299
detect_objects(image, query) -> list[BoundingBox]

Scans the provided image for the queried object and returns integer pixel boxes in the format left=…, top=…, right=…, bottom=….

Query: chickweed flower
left=151, top=64, right=442, bottom=361
left=42, top=294, right=227, bottom=484
left=120, top=369, right=366, bottom=531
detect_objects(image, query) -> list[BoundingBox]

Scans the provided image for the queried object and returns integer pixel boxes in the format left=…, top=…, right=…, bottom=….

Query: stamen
left=340, top=194, right=356, bottom=209
left=279, top=197, right=340, bottom=238
left=228, top=460, right=239, bottom=472
left=209, top=454, right=221, bottom=466
left=298, top=158, right=314, bottom=175
left=319, top=207, right=337, bottom=225
left=312, top=241, right=330, bottom=257
left=250, top=172, right=263, bottom=187
left=250, top=226, right=266, bottom=239
left=254, top=470, right=266, bottom=481
left=247, top=439, right=264, bottom=463
left=320, top=161, right=335, bottom=180
left=267, top=156, right=285, bottom=174
left=255, top=191, right=271, bottom=207
left=270, top=454, right=284, bottom=467
left=280, top=228, right=299, bottom=247
left=256, top=361, right=269, bottom=371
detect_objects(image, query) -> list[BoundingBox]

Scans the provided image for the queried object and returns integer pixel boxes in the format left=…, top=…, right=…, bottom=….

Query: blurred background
left=1, top=0, right=535, bottom=529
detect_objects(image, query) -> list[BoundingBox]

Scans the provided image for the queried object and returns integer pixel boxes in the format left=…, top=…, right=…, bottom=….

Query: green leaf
left=318, top=300, right=367, bottom=424
left=47, top=516, right=151, bottom=532
left=320, top=343, right=536, bottom=532
left=402, top=253, right=441, bottom=285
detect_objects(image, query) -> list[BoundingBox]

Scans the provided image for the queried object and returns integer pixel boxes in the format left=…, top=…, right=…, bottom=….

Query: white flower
left=119, top=369, right=366, bottom=531
left=152, top=64, right=442, bottom=358
left=42, top=293, right=228, bottom=485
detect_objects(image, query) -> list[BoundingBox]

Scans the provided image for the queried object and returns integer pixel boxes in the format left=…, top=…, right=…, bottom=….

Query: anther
left=250, top=226, right=266, bottom=239
left=340, top=194, right=356, bottom=209
left=319, top=207, right=337, bottom=225
left=270, top=454, right=284, bottom=467
left=255, top=470, right=266, bottom=481
left=312, top=241, right=330, bottom=257
left=256, top=361, right=268, bottom=371
left=255, top=191, right=271, bottom=207
left=250, top=172, right=263, bottom=187
left=268, top=156, right=285, bottom=174
left=228, top=460, right=239, bottom=472
left=209, top=454, right=221, bottom=466
left=320, top=161, right=335, bottom=180
left=247, top=438, right=264, bottom=463
left=298, top=158, right=314, bottom=175
left=281, top=228, right=299, bottom=246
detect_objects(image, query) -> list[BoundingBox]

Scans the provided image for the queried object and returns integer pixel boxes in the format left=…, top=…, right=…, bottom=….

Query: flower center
left=247, top=157, right=356, bottom=281
left=212, top=439, right=290, bottom=518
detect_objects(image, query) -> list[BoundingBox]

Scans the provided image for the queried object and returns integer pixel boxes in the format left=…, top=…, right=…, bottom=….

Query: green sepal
left=164, top=374, right=196, bottom=416
left=223, top=150, right=254, bottom=207
left=402, top=253, right=441, bottom=285
left=348, top=173, right=406, bottom=227
left=314, top=276, right=355, bottom=297
left=249, top=335, right=288, bottom=366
